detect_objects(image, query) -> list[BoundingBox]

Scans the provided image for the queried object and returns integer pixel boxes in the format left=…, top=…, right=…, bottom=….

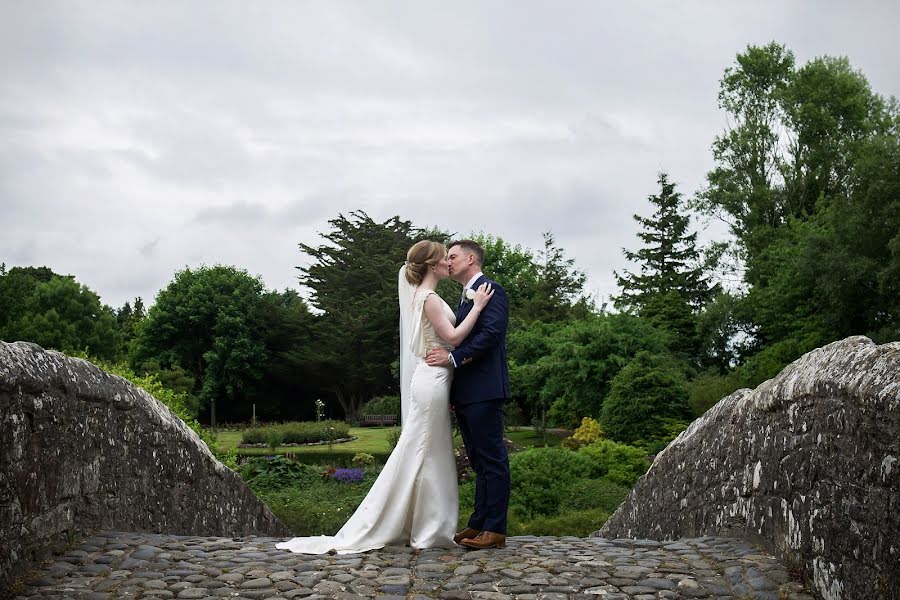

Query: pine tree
left=615, top=173, right=715, bottom=356
left=297, top=211, right=422, bottom=420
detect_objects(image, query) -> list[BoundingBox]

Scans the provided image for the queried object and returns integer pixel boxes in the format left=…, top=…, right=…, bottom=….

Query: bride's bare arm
left=422, top=283, right=494, bottom=347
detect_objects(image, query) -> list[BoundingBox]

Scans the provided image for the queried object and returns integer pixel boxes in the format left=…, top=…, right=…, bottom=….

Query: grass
left=218, top=425, right=566, bottom=460
left=505, top=428, right=564, bottom=448
left=218, top=427, right=398, bottom=454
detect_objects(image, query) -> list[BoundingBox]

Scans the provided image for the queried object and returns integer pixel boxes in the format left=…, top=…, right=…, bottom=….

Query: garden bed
left=238, top=436, right=358, bottom=448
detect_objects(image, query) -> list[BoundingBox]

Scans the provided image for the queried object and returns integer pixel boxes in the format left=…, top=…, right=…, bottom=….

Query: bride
left=276, top=240, right=494, bottom=554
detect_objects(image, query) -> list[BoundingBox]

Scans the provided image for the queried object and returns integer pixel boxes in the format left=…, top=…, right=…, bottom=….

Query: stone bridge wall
left=599, top=336, right=900, bottom=600
left=0, top=341, right=289, bottom=590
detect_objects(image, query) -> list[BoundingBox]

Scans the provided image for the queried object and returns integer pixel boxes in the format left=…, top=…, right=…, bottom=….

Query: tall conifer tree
left=615, top=173, right=715, bottom=357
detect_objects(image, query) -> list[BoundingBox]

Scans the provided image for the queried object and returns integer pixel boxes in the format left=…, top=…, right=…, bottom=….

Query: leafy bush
left=560, top=478, right=631, bottom=514
left=687, top=372, right=742, bottom=416
left=239, top=456, right=322, bottom=493
left=578, top=440, right=650, bottom=486
left=601, top=351, right=691, bottom=444
left=266, top=429, right=284, bottom=452
left=247, top=464, right=380, bottom=535
left=242, top=427, right=268, bottom=445
left=508, top=313, right=673, bottom=428
left=352, top=453, right=375, bottom=467
left=632, top=417, right=691, bottom=454
left=80, top=355, right=218, bottom=455
left=509, top=447, right=592, bottom=518
left=360, top=395, right=401, bottom=417
left=240, top=421, right=350, bottom=445
left=235, top=450, right=391, bottom=466
left=562, top=416, right=603, bottom=450
left=387, top=427, right=402, bottom=451
left=517, top=508, right=610, bottom=537
left=257, top=485, right=370, bottom=536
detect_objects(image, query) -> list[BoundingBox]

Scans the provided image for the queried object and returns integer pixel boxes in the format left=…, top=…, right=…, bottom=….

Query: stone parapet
left=599, top=336, right=900, bottom=600
left=0, top=341, right=289, bottom=590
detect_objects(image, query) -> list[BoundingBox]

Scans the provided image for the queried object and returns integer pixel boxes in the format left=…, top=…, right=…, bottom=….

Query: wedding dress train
left=276, top=283, right=458, bottom=554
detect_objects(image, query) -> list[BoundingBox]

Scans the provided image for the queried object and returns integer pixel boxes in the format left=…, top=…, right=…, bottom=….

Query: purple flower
left=330, top=468, right=364, bottom=483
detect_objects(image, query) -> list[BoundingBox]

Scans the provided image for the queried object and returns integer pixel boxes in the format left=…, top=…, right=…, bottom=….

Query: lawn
left=505, top=428, right=564, bottom=448
left=218, top=426, right=397, bottom=454
left=217, top=425, right=564, bottom=462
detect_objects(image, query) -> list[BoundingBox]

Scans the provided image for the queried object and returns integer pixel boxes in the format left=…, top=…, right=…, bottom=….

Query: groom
left=426, top=239, right=511, bottom=549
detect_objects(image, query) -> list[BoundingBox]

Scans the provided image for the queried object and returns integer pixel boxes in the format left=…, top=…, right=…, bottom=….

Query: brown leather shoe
left=461, top=530, right=506, bottom=549
left=453, top=527, right=481, bottom=545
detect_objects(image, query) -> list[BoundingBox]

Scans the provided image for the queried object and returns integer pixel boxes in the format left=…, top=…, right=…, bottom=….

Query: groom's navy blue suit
left=450, top=274, right=511, bottom=535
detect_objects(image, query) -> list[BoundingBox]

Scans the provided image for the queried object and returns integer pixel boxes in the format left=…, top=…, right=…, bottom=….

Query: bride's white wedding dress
left=276, top=271, right=458, bottom=554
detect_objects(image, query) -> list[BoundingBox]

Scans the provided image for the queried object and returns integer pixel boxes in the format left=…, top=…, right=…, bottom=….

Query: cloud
left=1, top=1, right=899, bottom=308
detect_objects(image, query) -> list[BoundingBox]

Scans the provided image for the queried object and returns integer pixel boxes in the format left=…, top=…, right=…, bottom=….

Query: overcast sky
left=2, top=1, right=899, bottom=310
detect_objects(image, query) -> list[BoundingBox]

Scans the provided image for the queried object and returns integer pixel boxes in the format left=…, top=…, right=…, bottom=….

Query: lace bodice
left=418, top=290, right=456, bottom=353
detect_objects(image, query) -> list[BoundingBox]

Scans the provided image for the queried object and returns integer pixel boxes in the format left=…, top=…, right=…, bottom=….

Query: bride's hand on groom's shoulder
left=473, top=283, right=494, bottom=310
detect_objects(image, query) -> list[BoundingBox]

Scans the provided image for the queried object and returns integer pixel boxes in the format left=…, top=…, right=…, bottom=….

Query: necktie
left=458, top=288, right=467, bottom=308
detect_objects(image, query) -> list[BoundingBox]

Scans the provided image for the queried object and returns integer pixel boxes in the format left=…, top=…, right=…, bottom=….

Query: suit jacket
left=449, top=275, right=511, bottom=406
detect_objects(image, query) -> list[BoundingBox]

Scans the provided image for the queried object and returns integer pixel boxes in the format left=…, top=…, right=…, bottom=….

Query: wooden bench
left=360, top=415, right=398, bottom=426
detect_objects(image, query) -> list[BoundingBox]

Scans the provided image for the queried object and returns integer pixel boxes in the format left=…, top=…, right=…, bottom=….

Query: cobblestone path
left=10, top=532, right=819, bottom=600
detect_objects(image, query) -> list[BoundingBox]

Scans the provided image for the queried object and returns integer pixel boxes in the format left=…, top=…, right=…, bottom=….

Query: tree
left=116, top=297, right=145, bottom=361
left=250, top=289, right=320, bottom=420
left=468, top=232, right=590, bottom=327
left=615, top=173, right=715, bottom=358
left=695, top=42, right=795, bottom=247
left=15, top=276, right=120, bottom=360
left=782, top=56, right=890, bottom=217
left=470, top=233, right=538, bottom=322
left=522, top=232, right=592, bottom=323
left=508, top=312, right=673, bottom=428
left=694, top=42, right=900, bottom=372
left=0, top=265, right=58, bottom=341
left=600, top=351, right=692, bottom=445
left=297, top=211, right=420, bottom=420
left=133, top=265, right=266, bottom=426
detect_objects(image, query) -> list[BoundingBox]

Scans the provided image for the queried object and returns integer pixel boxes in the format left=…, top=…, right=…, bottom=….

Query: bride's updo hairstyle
left=405, top=240, right=446, bottom=285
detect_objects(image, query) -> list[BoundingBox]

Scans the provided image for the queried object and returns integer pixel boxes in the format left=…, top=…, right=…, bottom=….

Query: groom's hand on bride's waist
left=425, top=347, right=451, bottom=367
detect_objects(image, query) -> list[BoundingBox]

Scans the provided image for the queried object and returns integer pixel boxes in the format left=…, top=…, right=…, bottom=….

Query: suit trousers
left=455, top=398, right=510, bottom=534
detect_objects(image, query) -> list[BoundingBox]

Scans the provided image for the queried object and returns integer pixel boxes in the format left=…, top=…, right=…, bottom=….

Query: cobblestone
left=8, top=532, right=819, bottom=599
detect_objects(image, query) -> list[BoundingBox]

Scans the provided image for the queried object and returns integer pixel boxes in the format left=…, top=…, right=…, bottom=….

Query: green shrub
left=560, top=478, right=631, bottom=514
left=235, top=450, right=391, bottom=466
left=578, top=440, right=649, bottom=487
left=266, top=429, right=284, bottom=453
left=687, top=372, right=742, bottom=416
left=79, top=355, right=218, bottom=455
left=282, top=420, right=349, bottom=444
left=359, top=395, right=401, bottom=417
left=509, top=447, right=592, bottom=518
left=352, top=453, right=375, bottom=467
left=248, top=466, right=380, bottom=535
left=258, top=486, right=370, bottom=536
left=242, top=427, right=268, bottom=444
left=601, top=351, right=691, bottom=444
left=632, top=417, right=691, bottom=454
left=515, top=508, right=610, bottom=537
left=240, top=421, right=349, bottom=445
left=387, top=427, right=402, bottom=451
left=239, top=456, right=323, bottom=493
left=562, top=416, right=604, bottom=450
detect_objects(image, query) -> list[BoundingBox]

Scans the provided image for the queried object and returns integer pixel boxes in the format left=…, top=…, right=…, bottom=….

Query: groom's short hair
left=448, top=239, right=484, bottom=266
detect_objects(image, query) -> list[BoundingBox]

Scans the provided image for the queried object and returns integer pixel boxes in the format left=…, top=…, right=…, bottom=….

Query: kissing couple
left=277, top=239, right=511, bottom=554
